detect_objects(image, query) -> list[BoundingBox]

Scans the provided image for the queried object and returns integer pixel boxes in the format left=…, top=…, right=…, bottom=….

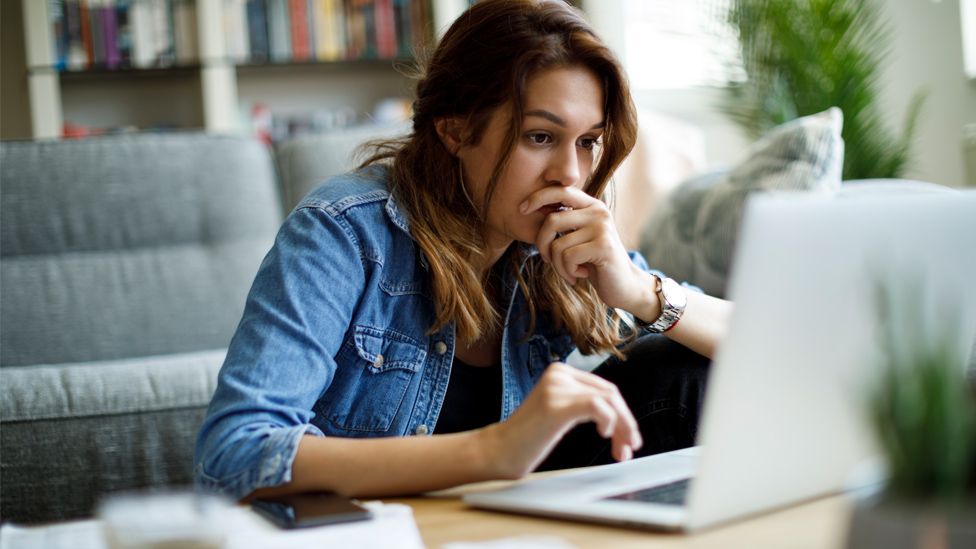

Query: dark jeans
left=535, top=333, right=711, bottom=471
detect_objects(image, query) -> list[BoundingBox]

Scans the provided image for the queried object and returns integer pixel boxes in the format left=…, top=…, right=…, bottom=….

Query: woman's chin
left=513, top=229, right=542, bottom=248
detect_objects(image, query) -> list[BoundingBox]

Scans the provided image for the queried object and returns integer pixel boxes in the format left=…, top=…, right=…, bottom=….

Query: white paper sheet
left=0, top=501, right=424, bottom=549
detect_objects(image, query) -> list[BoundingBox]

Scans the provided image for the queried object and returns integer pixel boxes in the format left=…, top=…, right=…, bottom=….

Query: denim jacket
left=194, top=166, right=657, bottom=500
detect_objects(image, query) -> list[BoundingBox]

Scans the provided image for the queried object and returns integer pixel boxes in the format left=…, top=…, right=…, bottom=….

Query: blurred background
left=1, top=0, right=973, bottom=186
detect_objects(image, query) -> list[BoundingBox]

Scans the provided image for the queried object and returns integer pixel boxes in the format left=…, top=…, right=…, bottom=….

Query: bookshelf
left=21, top=0, right=467, bottom=140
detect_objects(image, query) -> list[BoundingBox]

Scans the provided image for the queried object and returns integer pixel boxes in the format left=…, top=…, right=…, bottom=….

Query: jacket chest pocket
left=319, top=325, right=427, bottom=433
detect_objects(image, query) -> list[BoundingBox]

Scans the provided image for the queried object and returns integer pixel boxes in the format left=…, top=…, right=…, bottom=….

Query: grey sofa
left=0, top=134, right=282, bottom=523
left=0, top=126, right=955, bottom=525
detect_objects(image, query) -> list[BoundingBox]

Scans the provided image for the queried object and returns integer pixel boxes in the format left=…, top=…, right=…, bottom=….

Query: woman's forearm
left=668, top=289, right=733, bottom=359
left=246, top=427, right=503, bottom=500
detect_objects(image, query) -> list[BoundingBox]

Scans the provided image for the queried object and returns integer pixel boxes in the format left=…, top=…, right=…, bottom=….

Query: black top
left=434, top=357, right=502, bottom=434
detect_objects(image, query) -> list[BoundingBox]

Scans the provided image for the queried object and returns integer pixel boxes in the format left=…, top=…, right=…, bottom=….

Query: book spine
left=344, top=0, right=363, bottom=59
left=392, top=0, right=410, bottom=58
left=130, top=0, right=153, bottom=68
left=104, top=0, right=121, bottom=68
left=80, top=0, right=95, bottom=68
left=328, top=0, right=344, bottom=60
left=374, top=0, right=396, bottom=59
left=173, top=0, right=198, bottom=64
left=49, top=0, right=68, bottom=70
left=411, top=0, right=430, bottom=51
left=312, top=0, right=328, bottom=60
left=362, top=0, right=376, bottom=59
left=315, top=0, right=342, bottom=61
left=65, top=0, right=87, bottom=69
left=267, top=0, right=291, bottom=61
left=150, top=0, right=174, bottom=66
left=246, top=0, right=270, bottom=62
left=306, top=0, right=316, bottom=60
left=289, top=0, right=311, bottom=60
left=224, top=0, right=250, bottom=63
left=91, top=0, right=106, bottom=68
left=115, top=0, right=132, bottom=67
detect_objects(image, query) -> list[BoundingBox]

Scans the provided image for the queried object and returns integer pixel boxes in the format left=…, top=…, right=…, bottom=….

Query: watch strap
left=635, top=275, right=686, bottom=334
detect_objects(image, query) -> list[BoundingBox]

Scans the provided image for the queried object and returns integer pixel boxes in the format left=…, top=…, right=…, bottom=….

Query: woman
left=195, top=0, right=732, bottom=501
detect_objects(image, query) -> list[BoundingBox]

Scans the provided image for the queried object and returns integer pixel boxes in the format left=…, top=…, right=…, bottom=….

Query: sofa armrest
left=0, top=350, right=225, bottom=524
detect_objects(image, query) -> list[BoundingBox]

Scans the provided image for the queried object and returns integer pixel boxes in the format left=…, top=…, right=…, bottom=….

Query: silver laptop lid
left=686, top=191, right=976, bottom=531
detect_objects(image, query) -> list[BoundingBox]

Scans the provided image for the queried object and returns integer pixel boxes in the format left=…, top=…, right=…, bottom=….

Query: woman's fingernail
left=621, top=445, right=633, bottom=461
left=519, top=200, right=528, bottom=213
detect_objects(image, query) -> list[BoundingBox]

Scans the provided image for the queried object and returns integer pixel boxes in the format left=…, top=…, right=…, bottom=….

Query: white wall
left=585, top=0, right=976, bottom=186
left=882, top=0, right=975, bottom=187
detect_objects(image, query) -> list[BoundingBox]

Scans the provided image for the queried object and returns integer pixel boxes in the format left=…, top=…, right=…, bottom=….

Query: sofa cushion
left=639, top=108, right=844, bottom=297
left=275, top=123, right=409, bottom=213
left=1, top=350, right=224, bottom=422
left=0, top=134, right=281, bottom=367
left=0, top=350, right=224, bottom=523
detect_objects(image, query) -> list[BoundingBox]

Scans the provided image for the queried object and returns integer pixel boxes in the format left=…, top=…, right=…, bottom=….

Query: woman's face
left=456, top=65, right=606, bottom=259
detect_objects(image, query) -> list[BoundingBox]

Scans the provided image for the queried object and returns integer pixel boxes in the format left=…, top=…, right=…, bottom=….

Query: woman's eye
left=528, top=133, right=552, bottom=145
left=579, top=138, right=602, bottom=151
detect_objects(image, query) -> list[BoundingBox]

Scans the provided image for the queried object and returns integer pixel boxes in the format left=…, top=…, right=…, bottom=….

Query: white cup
left=98, top=489, right=232, bottom=549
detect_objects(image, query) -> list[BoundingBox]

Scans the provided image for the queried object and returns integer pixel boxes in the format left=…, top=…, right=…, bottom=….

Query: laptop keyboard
left=604, top=478, right=691, bottom=506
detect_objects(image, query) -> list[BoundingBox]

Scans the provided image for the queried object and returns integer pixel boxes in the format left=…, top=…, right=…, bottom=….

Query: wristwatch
left=635, top=275, right=687, bottom=333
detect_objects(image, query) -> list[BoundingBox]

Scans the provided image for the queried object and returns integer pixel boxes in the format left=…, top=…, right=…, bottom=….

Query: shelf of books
left=25, top=0, right=444, bottom=140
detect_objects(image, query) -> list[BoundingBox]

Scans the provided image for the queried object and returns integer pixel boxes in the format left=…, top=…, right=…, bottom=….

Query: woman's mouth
left=538, top=203, right=571, bottom=216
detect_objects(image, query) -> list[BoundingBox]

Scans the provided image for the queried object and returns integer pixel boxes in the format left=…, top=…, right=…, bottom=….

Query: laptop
left=464, top=191, right=976, bottom=531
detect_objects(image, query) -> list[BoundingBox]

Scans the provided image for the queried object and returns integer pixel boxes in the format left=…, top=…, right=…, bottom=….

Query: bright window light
left=621, top=0, right=745, bottom=90
left=963, top=0, right=976, bottom=79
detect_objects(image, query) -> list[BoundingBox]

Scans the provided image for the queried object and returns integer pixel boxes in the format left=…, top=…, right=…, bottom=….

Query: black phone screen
left=251, top=491, right=374, bottom=529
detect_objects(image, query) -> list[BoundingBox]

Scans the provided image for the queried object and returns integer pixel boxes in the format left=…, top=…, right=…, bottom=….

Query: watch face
left=662, top=278, right=687, bottom=308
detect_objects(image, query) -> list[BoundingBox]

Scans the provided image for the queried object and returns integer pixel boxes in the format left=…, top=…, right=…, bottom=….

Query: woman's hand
left=520, top=186, right=733, bottom=360
left=480, top=362, right=642, bottom=479
left=520, top=186, right=653, bottom=312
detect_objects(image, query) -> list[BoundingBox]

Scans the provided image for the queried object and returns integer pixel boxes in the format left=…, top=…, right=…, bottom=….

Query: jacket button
left=415, top=424, right=429, bottom=435
left=373, top=354, right=384, bottom=368
left=434, top=341, right=448, bottom=355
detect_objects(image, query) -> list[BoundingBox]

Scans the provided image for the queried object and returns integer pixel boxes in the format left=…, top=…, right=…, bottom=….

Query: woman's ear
left=435, top=117, right=465, bottom=156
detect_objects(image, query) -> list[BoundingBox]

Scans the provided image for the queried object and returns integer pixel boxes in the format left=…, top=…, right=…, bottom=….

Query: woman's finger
left=548, top=227, right=594, bottom=284
left=570, top=371, right=643, bottom=451
left=584, top=395, right=632, bottom=463
left=520, top=186, right=598, bottom=217
left=575, top=392, right=618, bottom=440
left=536, top=207, right=579, bottom=265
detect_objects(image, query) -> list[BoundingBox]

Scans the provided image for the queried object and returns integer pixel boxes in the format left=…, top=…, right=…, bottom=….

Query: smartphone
left=251, top=491, right=374, bottom=529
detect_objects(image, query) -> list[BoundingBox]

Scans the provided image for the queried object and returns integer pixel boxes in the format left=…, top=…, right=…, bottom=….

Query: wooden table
left=388, top=478, right=855, bottom=549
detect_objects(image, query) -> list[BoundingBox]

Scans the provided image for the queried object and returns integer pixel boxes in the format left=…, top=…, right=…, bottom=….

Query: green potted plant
left=724, top=0, right=926, bottom=180
left=846, top=281, right=976, bottom=548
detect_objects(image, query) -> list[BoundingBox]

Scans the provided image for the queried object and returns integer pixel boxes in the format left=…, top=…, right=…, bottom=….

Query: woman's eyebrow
left=525, top=109, right=605, bottom=130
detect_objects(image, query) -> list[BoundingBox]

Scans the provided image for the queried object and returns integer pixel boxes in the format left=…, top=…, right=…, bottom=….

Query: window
left=963, top=0, right=976, bottom=79
left=618, top=0, right=744, bottom=90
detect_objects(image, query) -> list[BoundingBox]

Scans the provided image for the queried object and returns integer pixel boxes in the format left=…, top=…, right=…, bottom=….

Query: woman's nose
left=544, top=144, right=582, bottom=187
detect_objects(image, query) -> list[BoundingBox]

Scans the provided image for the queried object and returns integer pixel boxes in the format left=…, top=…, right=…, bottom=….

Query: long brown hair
left=361, top=0, right=638, bottom=355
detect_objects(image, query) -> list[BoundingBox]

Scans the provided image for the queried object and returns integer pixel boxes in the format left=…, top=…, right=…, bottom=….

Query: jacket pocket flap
left=353, top=325, right=426, bottom=372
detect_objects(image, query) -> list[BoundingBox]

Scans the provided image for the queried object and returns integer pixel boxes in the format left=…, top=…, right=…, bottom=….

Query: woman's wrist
left=628, top=269, right=662, bottom=325
left=473, top=423, right=508, bottom=479
left=476, top=420, right=541, bottom=481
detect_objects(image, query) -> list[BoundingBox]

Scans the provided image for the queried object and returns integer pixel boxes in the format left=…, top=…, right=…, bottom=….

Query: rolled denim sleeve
left=194, top=206, right=365, bottom=500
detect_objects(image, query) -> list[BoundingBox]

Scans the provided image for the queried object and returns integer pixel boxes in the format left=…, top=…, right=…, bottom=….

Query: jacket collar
left=384, top=191, right=412, bottom=236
